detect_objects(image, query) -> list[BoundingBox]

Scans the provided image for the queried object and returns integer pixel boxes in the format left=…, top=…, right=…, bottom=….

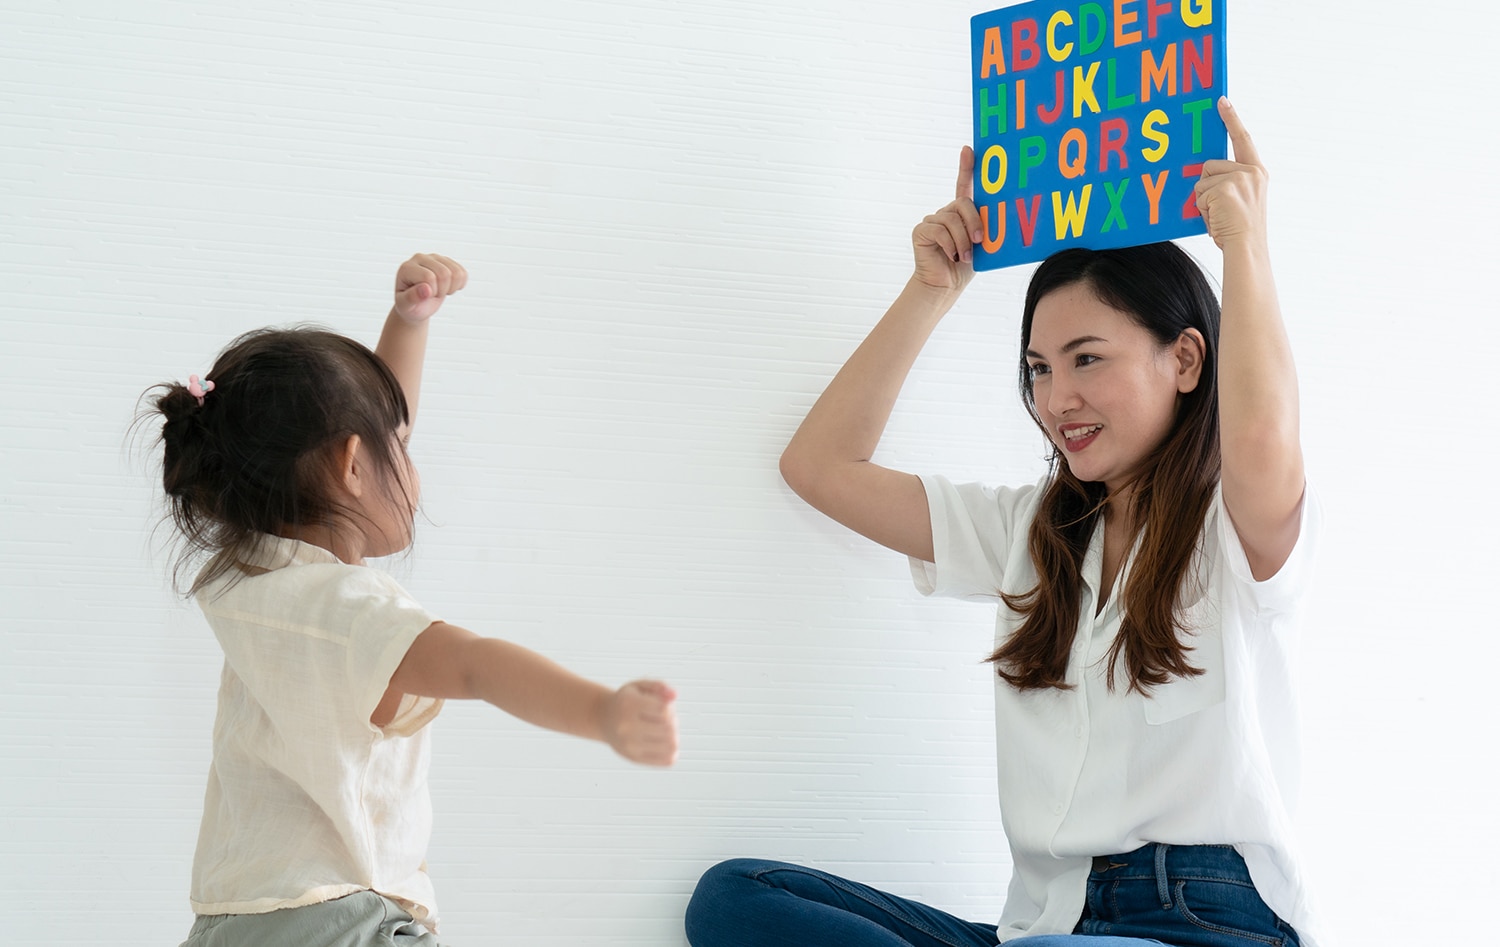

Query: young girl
left=686, top=100, right=1322, bottom=946
left=148, top=254, right=679, bottom=945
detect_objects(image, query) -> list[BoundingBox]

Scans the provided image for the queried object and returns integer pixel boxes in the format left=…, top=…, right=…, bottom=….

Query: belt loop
left=1154, top=843, right=1171, bottom=908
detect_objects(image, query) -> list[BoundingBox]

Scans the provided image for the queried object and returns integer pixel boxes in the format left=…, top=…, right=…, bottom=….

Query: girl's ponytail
left=158, top=381, right=218, bottom=509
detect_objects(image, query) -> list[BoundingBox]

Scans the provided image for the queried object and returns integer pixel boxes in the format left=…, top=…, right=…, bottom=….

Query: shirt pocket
left=1142, top=596, right=1226, bottom=725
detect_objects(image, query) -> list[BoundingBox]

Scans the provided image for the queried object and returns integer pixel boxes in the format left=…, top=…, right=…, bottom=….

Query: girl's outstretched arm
left=376, top=253, right=468, bottom=430
left=1195, top=99, right=1305, bottom=580
left=378, top=621, right=679, bottom=767
left=779, top=148, right=983, bottom=563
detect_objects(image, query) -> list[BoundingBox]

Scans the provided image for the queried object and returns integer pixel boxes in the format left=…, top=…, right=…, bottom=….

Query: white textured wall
left=2, top=1, right=1496, bottom=944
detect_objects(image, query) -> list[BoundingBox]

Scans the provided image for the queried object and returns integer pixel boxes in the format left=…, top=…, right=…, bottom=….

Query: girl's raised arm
left=375, top=253, right=468, bottom=430
left=779, top=149, right=984, bottom=564
left=1195, top=99, right=1305, bottom=580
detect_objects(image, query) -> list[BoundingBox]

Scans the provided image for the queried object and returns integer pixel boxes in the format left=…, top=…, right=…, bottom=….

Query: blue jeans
left=685, top=844, right=1300, bottom=947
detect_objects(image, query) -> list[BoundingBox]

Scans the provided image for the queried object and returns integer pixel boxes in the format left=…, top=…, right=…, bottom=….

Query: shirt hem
left=191, top=882, right=367, bottom=916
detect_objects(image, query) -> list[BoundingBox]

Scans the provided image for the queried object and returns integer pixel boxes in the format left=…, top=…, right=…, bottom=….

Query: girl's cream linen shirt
left=912, top=476, right=1324, bottom=947
left=189, top=535, right=443, bottom=928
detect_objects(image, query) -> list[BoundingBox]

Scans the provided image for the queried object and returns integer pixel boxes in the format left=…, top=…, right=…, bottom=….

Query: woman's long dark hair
left=989, top=242, right=1222, bottom=693
left=142, top=327, right=413, bottom=595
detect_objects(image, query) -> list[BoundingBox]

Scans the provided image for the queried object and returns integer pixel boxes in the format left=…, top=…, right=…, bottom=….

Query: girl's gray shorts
left=179, top=891, right=443, bottom=947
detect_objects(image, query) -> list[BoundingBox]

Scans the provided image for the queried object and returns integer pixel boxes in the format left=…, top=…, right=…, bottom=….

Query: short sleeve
left=909, top=474, right=1042, bottom=601
left=335, top=569, right=443, bottom=732
left=1213, top=482, right=1322, bottom=615
left=206, top=562, right=442, bottom=739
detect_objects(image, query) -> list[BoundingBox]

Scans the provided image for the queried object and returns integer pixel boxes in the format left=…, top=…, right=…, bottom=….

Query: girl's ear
left=339, top=434, right=364, bottom=498
left=1174, top=328, right=1206, bottom=394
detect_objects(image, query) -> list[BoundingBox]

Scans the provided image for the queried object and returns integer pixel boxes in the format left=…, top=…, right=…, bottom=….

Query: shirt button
left=1053, top=803, right=1064, bottom=815
left=1075, top=726, right=1084, bottom=738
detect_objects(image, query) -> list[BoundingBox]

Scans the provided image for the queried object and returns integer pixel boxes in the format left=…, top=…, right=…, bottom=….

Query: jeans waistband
left=1091, top=843, right=1252, bottom=906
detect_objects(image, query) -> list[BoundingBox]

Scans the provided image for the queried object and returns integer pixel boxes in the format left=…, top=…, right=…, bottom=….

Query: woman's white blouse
left=910, top=476, right=1324, bottom=946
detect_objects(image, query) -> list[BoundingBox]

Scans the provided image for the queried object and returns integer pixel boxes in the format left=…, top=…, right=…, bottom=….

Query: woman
left=687, top=99, right=1321, bottom=947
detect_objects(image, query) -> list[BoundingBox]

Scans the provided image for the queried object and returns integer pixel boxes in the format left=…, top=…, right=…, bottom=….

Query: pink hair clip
left=187, top=374, right=215, bottom=407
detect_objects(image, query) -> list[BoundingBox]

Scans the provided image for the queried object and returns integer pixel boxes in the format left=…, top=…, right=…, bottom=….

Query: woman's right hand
left=911, top=146, right=984, bottom=293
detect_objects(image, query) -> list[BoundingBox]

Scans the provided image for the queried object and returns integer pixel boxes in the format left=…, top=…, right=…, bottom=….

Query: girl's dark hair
left=143, top=327, right=412, bottom=594
left=990, top=242, right=1222, bottom=693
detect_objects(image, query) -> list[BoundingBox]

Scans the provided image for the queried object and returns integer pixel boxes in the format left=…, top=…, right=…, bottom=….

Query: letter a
left=981, top=27, right=1007, bottom=78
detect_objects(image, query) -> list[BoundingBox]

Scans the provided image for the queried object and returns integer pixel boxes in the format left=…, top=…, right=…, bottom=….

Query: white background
left=3, top=1, right=1497, bottom=944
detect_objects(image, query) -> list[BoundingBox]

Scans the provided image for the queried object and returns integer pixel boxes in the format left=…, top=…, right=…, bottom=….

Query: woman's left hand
left=1194, top=98, right=1268, bottom=250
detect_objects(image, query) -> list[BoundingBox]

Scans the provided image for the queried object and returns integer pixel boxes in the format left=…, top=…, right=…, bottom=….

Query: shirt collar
left=239, top=533, right=343, bottom=572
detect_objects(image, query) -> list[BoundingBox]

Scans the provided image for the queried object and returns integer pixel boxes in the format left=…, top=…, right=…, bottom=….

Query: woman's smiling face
left=1025, top=282, right=1203, bottom=495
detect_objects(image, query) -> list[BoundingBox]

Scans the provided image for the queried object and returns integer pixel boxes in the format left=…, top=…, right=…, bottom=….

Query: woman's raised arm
left=1195, top=99, right=1305, bottom=580
left=779, top=149, right=983, bottom=563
